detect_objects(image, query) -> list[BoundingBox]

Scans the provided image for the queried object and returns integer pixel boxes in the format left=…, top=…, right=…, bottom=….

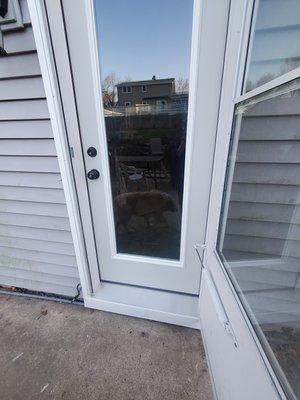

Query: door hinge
left=69, top=146, right=75, bottom=158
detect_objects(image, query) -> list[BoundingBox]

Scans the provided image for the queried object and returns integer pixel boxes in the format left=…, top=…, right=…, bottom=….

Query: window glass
left=94, top=0, right=193, bottom=260
left=245, top=0, right=300, bottom=92
left=218, top=79, right=300, bottom=398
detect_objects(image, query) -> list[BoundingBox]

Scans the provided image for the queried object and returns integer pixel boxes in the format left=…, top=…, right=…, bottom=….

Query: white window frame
left=122, top=86, right=132, bottom=93
left=141, top=84, right=147, bottom=92
left=0, top=0, right=24, bottom=31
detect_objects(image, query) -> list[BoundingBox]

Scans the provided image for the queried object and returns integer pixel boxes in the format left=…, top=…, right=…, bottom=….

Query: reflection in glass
left=245, top=0, right=300, bottom=92
left=94, top=0, right=193, bottom=259
left=219, top=80, right=300, bottom=399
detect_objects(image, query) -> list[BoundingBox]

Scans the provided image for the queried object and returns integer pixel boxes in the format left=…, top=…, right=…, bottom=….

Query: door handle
left=87, top=169, right=100, bottom=180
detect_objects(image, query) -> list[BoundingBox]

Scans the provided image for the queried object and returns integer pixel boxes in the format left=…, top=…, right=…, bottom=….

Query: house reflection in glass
left=94, top=0, right=193, bottom=259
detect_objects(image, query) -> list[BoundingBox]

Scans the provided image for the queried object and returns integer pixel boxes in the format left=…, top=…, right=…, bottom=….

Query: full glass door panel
left=215, top=2, right=300, bottom=396
left=94, top=0, right=193, bottom=260
left=218, top=79, right=300, bottom=399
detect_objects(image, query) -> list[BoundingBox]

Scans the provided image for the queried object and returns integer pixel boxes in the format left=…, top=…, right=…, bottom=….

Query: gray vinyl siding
left=221, top=0, right=300, bottom=325
left=223, top=100, right=300, bottom=324
left=224, top=101, right=300, bottom=258
left=0, top=0, right=80, bottom=297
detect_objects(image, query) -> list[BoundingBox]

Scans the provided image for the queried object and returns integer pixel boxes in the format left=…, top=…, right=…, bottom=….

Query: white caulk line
left=11, top=352, right=23, bottom=362
left=40, top=384, right=49, bottom=393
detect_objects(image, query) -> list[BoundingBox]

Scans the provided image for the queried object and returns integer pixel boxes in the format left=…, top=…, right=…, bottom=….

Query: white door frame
left=28, top=0, right=231, bottom=327
left=200, top=0, right=297, bottom=397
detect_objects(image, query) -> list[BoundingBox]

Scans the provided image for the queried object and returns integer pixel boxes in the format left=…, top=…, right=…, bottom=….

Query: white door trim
left=28, top=0, right=93, bottom=299
left=28, top=0, right=229, bottom=327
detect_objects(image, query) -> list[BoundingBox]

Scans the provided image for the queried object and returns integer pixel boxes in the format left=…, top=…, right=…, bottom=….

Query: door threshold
left=84, top=282, right=200, bottom=329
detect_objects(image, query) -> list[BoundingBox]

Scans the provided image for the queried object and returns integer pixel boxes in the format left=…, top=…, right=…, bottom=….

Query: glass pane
left=245, top=0, right=300, bottom=92
left=218, top=79, right=300, bottom=399
left=94, top=0, right=193, bottom=260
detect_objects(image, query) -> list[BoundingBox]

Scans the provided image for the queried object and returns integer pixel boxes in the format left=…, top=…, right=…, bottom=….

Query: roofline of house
left=117, top=78, right=175, bottom=87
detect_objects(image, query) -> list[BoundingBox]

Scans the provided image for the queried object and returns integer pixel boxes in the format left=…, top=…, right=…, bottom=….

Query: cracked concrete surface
left=0, top=294, right=213, bottom=400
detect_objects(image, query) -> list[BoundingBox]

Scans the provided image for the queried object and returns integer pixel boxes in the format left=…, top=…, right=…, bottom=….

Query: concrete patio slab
left=0, top=294, right=213, bottom=400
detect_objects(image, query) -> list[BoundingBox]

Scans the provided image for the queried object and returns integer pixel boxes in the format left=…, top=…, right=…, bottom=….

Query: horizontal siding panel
left=0, top=99, right=49, bottom=120
left=0, top=200, right=68, bottom=218
left=0, top=172, right=63, bottom=189
left=230, top=257, right=300, bottom=274
left=0, top=225, right=73, bottom=244
left=4, top=26, right=36, bottom=54
left=0, top=186, right=65, bottom=203
left=224, top=234, right=300, bottom=258
left=0, top=212, right=71, bottom=231
left=0, top=267, right=79, bottom=287
left=0, top=139, right=56, bottom=156
left=233, top=163, right=300, bottom=185
left=231, top=183, right=300, bottom=205
left=0, top=156, right=60, bottom=173
left=255, top=0, right=300, bottom=30
left=250, top=288, right=300, bottom=304
left=226, top=219, right=300, bottom=241
left=0, top=77, right=45, bottom=100
left=228, top=201, right=300, bottom=224
left=240, top=116, right=300, bottom=141
left=0, top=1, right=79, bottom=297
left=233, top=266, right=297, bottom=288
left=237, top=141, right=300, bottom=163
left=246, top=293, right=300, bottom=315
left=0, top=278, right=78, bottom=297
left=0, top=53, right=40, bottom=79
left=0, top=120, right=52, bottom=138
left=237, top=279, right=285, bottom=293
left=223, top=249, right=275, bottom=261
left=0, top=248, right=76, bottom=267
left=244, top=310, right=299, bottom=325
left=0, top=235, right=74, bottom=255
left=251, top=27, right=300, bottom=63
left=246, top=98, right=300, bottom=117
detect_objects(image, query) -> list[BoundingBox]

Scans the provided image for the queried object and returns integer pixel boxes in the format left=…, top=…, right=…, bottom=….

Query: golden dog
left=116, top=190, right=178, bottom=231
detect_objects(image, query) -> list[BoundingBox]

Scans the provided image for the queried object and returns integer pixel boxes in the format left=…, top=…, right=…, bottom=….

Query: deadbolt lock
left=87, top=146, right=97, bottom=157
left=87, top=169, right=100, bottom=180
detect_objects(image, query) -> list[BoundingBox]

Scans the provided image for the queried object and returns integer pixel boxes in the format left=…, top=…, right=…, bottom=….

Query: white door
left=200, top=0, right=300, bottom=398
left=44, top=0, right=230, bottom=294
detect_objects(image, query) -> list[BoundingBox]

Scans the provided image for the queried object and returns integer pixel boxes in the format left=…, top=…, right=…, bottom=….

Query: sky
left=94, top=0, right=194, bottom=83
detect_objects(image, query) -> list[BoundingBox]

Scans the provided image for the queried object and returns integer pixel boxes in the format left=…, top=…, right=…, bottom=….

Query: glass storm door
left=50, top=0, right=220, bottom=294
left=200, top=0, right=300, bottom=398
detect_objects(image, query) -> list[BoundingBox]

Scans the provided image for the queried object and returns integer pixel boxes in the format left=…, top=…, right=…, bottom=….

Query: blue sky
left=94, top=0, right=194, bottom=82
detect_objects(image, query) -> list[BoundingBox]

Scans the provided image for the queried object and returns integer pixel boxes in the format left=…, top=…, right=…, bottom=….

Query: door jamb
left=28, top=0, right=94, bottom=299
